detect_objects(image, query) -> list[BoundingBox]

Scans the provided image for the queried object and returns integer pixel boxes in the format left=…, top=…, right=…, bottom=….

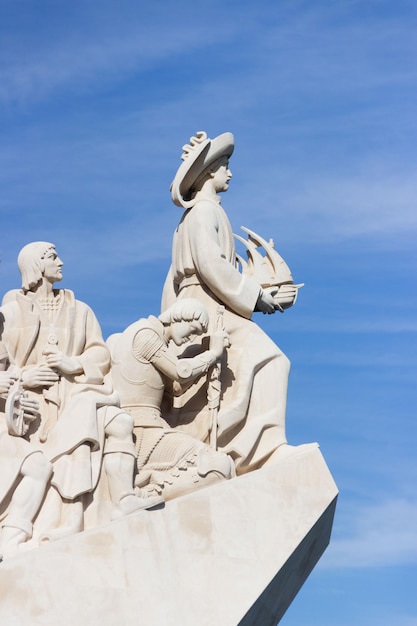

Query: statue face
left=211, top=158, right=232, bottom=193
left=170, top=320, right=204, bottom=346
left=41, top=247, right=63, bottom=284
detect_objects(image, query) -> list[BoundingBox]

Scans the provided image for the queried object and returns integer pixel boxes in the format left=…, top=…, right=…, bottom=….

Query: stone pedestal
left=0, top=445, right=337, bottom=625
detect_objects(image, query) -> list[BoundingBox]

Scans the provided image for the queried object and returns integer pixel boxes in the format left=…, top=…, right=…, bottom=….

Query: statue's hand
left=0, top=371, right=18, bottom=395
left=19, top=395, right=40, bottom=434
left=21, top=366, right=60, bottom=389
left=273, top=284, right=298, bottom=310
left=256, top=288, right=279, bottom=314
left=210, top=330, right=231, bottom=358
left=42, top=347, right=83, bottom=375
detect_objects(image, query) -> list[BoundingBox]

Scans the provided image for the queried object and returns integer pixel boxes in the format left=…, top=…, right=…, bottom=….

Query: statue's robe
left=162, top=197, right=290, bottom=473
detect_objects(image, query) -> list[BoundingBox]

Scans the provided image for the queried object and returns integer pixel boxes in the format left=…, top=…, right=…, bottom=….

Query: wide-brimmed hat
left=171, top=131, right=234, bottom=208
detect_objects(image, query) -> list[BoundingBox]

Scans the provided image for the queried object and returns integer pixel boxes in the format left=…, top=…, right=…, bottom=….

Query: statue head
left=159, top=298, right=209, bottom=330
left=17, top=242, right=62, bottom=293
left=171, top=131, right=234, bottom=209
left=159, top=298, right=209, bottom=346
left=192, top=155, right=232, bottom=196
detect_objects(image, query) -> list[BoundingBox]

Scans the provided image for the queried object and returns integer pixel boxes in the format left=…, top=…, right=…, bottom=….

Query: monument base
left=0, top=445, right=337, bottom=626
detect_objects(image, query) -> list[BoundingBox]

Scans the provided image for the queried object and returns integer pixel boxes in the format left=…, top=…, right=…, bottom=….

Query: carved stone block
left=0, top=446, right=337, bottom=625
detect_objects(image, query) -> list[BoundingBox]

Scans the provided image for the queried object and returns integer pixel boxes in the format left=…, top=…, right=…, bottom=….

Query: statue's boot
left=39, top=525, right=81, bottom=543
left=0, top=518, right=33, bottom=560
left=103, top=446, right=164, bottom=520
left=111, top=491, right=164, bottom=520
left=137, top=444, right=235, bottom=501
left=39, top=498, right=84, bottom=543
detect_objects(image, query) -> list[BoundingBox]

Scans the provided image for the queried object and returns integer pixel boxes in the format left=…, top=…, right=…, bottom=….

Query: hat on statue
left=171, top=131, right=234, bottom=208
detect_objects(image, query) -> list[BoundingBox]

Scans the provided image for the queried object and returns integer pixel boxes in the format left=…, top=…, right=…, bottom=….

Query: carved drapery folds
left=0, top=131, right=311, bottom=560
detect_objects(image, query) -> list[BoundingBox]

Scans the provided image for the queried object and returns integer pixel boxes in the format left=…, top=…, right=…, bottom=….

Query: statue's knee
left=105, top=410, right=134, bottom=439
left=21, top=452, right=53, bottom=482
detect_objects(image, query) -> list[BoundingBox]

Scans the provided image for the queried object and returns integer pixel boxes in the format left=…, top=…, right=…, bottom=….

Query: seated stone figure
left=0, top=371, right=52, bottom=558
left=0, top=242, right=161, bottom=545
left=107, top=298, right=234, bottom=501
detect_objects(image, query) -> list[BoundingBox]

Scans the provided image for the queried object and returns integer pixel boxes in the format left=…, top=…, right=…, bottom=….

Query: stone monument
left=0, top=132, right=337, bottom=625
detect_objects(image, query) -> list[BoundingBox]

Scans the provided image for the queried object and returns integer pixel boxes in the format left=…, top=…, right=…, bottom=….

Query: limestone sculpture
left=107, top=298, right=234, bottom=501
left=162, top=131, right=309, bottom=474
left=0, top=134, right=337, bottom=626
left=0, top=242, right=161, bottom=557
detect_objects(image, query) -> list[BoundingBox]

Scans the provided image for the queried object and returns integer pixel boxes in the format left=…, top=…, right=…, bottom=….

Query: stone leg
left=0, top=451, right=52, bottom=558
left=38, top=490, right=84, bottom=543
left=103, top=410, right=163, bottom=518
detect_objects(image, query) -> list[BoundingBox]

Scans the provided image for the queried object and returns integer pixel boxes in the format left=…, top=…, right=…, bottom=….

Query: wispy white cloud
left=1, top=0, right=416, bottom=248
left=290, top=349, right=417, bottom=370
left=285, top=172, right=417, bottom=238
left=275, top=317, right=417, bottom=335
left=322, top=497, right=417, bottom=569
left=0, top=6, right=235, bottom=107
left=232, top=156, right=417, bottom=242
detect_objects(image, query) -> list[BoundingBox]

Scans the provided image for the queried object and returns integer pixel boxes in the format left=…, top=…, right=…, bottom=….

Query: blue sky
left=1, top=0, right=416, bottom=623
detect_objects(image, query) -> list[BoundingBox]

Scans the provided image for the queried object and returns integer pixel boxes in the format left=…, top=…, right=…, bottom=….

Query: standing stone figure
left=107, top=298, right=234, bottom=501
left=0, top=242, right=160, bottom=545
left=162, top=131, right=306, bottom=474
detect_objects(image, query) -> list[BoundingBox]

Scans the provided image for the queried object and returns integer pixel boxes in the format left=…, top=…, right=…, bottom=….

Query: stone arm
left=0, top=350, right=58, bottom=391
left=0, top=305, right=57, bottom=389
left=0, top=299, right=110, bottom=387
left=187, top=202, right=261, bottom=319
left=133, top=328, right=217, bottom=396
left=45, top=303, right=111, bottom=385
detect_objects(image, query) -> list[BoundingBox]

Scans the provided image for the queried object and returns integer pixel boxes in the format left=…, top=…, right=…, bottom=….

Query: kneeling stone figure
left=107, top=299, right=234, bottom=501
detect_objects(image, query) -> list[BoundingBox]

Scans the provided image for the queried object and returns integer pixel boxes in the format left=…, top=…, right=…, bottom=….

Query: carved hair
left=159, top=298, right=209, bottom=332
left=18, top=241, right=55, bottom=293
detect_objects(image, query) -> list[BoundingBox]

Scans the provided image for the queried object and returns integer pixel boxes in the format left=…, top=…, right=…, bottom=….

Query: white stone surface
left=0, top=134, right=337, bottom=624
left=0, top=445, right=337, bottom=626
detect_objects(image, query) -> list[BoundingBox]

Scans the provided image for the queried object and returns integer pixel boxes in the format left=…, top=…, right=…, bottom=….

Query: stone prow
left=0, top=445, right=337, bottom=626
